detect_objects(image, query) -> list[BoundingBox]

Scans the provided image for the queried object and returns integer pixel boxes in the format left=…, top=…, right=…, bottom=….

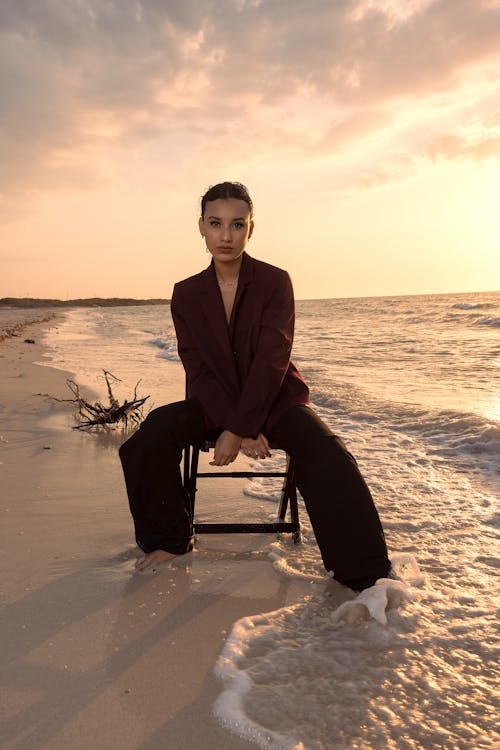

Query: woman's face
left=199, top=198, right=254, bottom=266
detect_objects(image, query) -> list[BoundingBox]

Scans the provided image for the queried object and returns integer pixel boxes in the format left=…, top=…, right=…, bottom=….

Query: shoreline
left=0, top=317, right=312, bottom=750
left=0, top=311, right=59, bottom=342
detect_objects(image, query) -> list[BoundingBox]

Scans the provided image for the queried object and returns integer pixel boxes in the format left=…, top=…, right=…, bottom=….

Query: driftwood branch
left=52, top=370, right=150, bottom=429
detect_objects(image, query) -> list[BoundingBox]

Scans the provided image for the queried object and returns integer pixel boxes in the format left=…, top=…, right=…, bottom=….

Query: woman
left=119, top=181, right=391, bottom=590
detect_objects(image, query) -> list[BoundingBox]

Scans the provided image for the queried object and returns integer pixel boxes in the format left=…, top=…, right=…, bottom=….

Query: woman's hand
left=211, top=430, right=242, bottom=466
left=241, top=433, right=271, bottom=460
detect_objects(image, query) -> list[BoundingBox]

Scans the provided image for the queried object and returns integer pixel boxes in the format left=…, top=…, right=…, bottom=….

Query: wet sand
left=0, top=317, right=311, bottom=750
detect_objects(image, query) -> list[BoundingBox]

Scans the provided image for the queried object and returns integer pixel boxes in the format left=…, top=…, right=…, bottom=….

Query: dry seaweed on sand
left=0, top=313, right=56, bottom=342
left=52, top=370, right=150, bottom=429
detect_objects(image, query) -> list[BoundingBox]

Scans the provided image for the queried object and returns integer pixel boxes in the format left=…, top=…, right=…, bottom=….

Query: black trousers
left=119, top=400, right=390, bottom=591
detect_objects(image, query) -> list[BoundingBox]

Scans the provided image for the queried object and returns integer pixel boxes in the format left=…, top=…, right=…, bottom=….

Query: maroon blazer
left=170, top=252, right=310, bottom=438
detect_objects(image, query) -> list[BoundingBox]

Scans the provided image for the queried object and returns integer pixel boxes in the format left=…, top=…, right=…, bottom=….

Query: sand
left=0, top=317, right=312, bottom=750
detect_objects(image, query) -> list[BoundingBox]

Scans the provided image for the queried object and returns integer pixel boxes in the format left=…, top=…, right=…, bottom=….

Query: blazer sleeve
left=223, top=270, right=295, bottom=438
left=170, top=283, right=235, bottom=428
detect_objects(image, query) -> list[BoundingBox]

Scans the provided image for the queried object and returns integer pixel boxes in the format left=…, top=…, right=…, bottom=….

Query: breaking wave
left=452, top=302, right=495, bottom=310
left=473, top=316, right=500, bottom=328
left=148, top=334, right=179, bottom=361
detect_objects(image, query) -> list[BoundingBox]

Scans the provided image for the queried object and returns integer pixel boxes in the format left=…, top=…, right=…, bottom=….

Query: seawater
left=35, top=291, right=499, bottom=750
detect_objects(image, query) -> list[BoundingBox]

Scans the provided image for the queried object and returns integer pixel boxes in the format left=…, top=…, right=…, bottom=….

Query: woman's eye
left=209, top=221, right=220, bottom=227
left=233, top=222, right=244, bottom=229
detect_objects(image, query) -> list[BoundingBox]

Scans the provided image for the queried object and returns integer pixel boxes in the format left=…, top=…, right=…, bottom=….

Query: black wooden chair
left=183, top=439, right=301, bottom=543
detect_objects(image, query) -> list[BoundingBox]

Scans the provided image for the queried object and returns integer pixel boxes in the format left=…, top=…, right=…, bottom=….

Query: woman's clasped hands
left=240, top=433, right=271, bottom=460
left=210, top=431, right=271, bottom=466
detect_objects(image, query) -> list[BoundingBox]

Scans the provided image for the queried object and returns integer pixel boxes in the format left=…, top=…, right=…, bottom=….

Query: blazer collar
left=205, top=250, right=254, bottom=286
left=234, top=251, right=255, bottom=288
left=197, top=253, right=255, bottom=394
left=199, top=262, right=231, bottom=349
left=202, top=250, right=254, bottom=309
left=229, top=252, right=253, bottom=332
left=208, top=251, right=255, bottom=332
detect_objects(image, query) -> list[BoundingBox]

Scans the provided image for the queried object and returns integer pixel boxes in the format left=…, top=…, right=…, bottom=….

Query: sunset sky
left=1, top=0, right=499, bottom=300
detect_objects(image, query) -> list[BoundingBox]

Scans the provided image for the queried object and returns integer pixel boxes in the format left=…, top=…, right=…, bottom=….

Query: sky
left=1, top=0, right=499, bottom=300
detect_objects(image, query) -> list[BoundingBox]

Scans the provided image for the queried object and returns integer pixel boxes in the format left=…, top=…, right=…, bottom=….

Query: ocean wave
left=388, top=407, right=500, bottom=488
left=312, top=380, right=500, bottom=485
left=429, top=420, right=500, bottom=456
left=317, top=381, right=499, bottom=456
left=148, top=335, right=179, bottom=361
left=473, top=316, right=500, bottom=328
left=309, top=381, right=372, bottom=416
left=452, top=302, right=495, bottom=310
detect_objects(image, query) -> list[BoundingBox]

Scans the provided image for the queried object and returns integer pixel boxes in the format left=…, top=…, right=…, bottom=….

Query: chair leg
left=277, top=455, right=291, bottom=521
left=183, top=443, right=191, bottom=491
left=289, top=482, right=301, bottom=544
left=277, top=456, right=301, bottom=543
left=188, top=445, right=200, bottom=521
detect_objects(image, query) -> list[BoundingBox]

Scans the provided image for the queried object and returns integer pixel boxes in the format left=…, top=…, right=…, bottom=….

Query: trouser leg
left=118, top=399, right=208, bottom=555
left=269, top=405, right=390, bottom=590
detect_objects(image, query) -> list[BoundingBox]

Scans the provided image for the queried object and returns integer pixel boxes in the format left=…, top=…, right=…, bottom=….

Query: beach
left=0, top=314, right=314, bottom=750
left=1, top=298, right=498, bottom=750
left=3, top=2, right=500, bottom=746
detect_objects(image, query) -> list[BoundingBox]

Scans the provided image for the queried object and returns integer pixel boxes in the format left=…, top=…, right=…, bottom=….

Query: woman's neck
left=213, top=255, right=243, bottom=284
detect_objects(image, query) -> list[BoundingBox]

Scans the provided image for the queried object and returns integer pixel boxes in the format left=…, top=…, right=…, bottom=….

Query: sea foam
left=329, top=553, right=425, bottom=626
left=148, top=334, right=180, bottom=361
left=214, top=555, right=425, bottom=750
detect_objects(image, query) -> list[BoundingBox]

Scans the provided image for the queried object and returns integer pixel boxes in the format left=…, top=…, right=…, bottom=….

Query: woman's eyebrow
left=207, top=215, right=247, bottom=221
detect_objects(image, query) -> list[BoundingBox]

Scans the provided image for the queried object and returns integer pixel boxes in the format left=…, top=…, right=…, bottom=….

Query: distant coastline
left=0, top=297, right=170, bottom=308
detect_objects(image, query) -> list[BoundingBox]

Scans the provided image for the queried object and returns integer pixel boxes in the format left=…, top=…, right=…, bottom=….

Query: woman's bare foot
left=134, top=549, right=177, bottom=571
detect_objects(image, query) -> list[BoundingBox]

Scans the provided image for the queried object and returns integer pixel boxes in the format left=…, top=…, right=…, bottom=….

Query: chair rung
left=196, top=471, right=287, bottom=478
left=193, top=521, right=298, bottom=534
left=184, top=439, right=301, bottom=543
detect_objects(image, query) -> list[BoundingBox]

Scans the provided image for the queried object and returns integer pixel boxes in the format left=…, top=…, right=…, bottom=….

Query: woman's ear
left=248, top=220, right=254, bottom=240
left=198, top=216, right=204, bottom=237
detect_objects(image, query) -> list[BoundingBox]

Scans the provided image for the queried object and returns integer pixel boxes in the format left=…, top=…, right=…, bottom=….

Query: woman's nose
left=222, top=225, right=232, bottom=241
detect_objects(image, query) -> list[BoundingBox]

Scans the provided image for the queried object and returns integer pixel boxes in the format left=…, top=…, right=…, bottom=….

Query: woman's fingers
left=212, top=430, right=242, bottom=465
left=239, top=435, right=271, bottom=460
left=210, top=453, right=238, bottom=465
left=256, top=434, right=271, bottom=458
left=259, top=433, right=271, bottom=452
left=242, top=449, right=268, bottom=459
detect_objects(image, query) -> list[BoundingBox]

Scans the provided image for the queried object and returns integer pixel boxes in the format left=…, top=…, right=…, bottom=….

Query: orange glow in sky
left=1, top=1, right=499, bottom=299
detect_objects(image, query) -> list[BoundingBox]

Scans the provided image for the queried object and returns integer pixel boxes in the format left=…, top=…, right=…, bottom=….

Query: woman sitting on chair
left=119, top=181, right=391, bottom=590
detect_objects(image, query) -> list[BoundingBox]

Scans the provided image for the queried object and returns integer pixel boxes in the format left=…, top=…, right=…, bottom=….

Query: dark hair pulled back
left=201, top=181, right=254, bottom=218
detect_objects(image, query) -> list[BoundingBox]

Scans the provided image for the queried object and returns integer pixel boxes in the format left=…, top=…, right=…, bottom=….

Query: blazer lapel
left=229, top=251, right=254, bottom=336
left=199, top=262, right=240, bottom=395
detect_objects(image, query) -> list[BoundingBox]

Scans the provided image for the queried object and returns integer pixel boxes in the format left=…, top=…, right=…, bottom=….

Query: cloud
left=425, top=112, right=500, bottom=162
left=325, top=106, right=500, bottom=197
left=307, top=107, right=393, bottom=155
left=0, top=0, right=499, bottom=214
